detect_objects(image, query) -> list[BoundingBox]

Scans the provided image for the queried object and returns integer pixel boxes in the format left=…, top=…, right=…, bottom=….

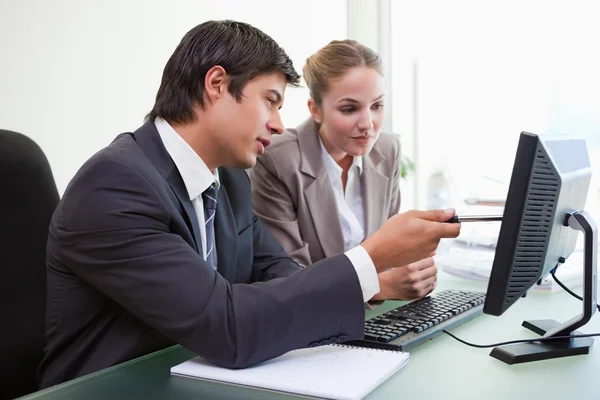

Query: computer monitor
left=483, top=131, right=597, bottom=364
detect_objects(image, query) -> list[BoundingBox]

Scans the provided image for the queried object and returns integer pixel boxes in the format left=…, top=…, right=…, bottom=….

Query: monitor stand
left=490, top=210, right=597, bottom=364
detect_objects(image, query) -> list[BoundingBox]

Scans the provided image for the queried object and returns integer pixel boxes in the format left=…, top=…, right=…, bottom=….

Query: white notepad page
left=171, top=344, right=409, bottom=400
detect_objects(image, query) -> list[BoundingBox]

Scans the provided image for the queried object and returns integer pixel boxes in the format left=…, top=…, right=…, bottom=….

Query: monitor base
left=489, top=319, right=594, bottom=364
left=491, top=210, right=597, bottom=365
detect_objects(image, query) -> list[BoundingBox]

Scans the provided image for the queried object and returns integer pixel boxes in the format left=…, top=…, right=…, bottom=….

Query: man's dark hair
left=147, top=20, right=301, bottom=124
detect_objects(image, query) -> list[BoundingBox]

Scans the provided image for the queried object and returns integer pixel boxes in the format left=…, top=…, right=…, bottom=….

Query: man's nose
left=268, top=113, right=285, bottom=135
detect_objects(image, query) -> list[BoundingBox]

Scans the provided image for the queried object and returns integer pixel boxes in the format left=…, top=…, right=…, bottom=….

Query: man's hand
left=362, top=208, right=460, bottom=274
left=372, top=256, right=437, bottom=301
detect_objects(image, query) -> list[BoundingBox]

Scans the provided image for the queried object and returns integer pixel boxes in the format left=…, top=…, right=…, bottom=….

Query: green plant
left=400, top=154, right=415, bottom=179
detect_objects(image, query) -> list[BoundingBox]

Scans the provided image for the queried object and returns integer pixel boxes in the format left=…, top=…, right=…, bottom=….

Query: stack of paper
left=436, top=244, right=586, bottom=292
left=453, top=220, right=502, bottom=249
left=453, top=172, right=509, bottom=207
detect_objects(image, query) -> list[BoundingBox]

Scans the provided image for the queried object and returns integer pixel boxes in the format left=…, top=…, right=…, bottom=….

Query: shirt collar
left=319, top=137, right=363, bottom=181
left=154, top=117, right=219, bottom=200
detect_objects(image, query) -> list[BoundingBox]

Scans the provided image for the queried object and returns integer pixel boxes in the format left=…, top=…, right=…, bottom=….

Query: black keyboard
left=347, top=289, right=486, bottom=351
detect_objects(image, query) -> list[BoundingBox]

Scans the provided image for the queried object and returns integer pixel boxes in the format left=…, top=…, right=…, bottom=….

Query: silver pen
left=445, top=215, right=503, bottom=223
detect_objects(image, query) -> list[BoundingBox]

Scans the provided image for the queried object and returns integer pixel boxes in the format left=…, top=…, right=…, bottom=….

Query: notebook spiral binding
left=333, top=342, right=402, bottom=353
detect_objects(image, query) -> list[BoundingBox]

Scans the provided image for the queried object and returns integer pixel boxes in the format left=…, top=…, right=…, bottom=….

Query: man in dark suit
left=39, top=20, right=461, bottom=388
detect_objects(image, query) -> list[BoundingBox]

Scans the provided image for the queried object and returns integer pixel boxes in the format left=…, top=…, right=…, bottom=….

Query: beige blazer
left=249, top=118, right=401, bottom=267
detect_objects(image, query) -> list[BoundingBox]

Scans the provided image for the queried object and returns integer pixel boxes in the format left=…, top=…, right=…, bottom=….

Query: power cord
left=443, top=329, right=600, bottom=348
left=443, top=260, right=600, bottom=347
left=550, top=270, right=600, bottom=312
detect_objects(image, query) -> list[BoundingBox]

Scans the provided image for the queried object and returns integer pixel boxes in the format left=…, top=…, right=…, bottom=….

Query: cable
left=443, top=330, right=600, bottom=349
left=443, top=258, right=600, bottom=349
left=551, top=271, right=583, bottom=301
left=551, top=265, right=600, bottom=312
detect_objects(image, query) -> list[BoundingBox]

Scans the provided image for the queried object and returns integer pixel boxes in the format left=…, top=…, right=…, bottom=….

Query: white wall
left=0, top=0, right=347, bottom=194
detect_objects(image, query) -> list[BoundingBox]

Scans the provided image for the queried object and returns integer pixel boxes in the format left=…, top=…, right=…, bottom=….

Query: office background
left=2, top=2, right=599, bottom=399
left=1, top=0, right=599, bottom=219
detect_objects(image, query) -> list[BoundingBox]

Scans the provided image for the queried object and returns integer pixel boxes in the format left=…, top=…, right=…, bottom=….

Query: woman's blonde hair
left=303, top=39, right=382, bottom=106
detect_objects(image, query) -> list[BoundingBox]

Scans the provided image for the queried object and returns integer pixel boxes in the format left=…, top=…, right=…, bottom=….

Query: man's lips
left=257, top=137, right=271, bottom=148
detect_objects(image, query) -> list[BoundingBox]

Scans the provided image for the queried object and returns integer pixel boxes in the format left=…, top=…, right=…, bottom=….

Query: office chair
left=0, top=130, right=59, bottom=400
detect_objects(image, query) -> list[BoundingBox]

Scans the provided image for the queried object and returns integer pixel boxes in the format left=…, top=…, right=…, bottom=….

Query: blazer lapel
left=305, top=176, right=345, bottom=257
left=214, top=184, right=238, bottom=283
left=166, top=171, right=203, bottom=255
left=132, top=121, right=202, bottom=254
left=297, top=118, right=345, bottom=257
left=363, top=149, right=390, bottom=237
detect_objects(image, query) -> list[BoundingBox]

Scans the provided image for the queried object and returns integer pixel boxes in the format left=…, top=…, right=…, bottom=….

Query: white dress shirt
left=320, top=140, right=366, bottom=251
left=155, top=118, right=219, bottom=269
left=155, top=118, right=379, bottom=301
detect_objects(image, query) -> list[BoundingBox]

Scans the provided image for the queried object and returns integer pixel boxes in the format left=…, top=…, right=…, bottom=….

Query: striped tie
left=202, top=183, right=218, bottom=269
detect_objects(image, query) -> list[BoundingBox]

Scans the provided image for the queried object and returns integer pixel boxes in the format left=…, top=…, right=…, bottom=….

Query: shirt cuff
left=345, top=245, right=380, bottom=302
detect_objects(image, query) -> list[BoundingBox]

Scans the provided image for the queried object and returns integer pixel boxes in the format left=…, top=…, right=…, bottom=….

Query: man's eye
left=267, top=98, right=276, bottom=104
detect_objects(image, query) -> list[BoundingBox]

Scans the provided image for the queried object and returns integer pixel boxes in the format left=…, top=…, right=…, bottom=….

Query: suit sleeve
left=389, top=137, right=402, bottom=218
left=249, top=152, right=312, bottom=268
left=250, top=212, right=303, bottom=282
left=54, top=159, right=365, bottom=369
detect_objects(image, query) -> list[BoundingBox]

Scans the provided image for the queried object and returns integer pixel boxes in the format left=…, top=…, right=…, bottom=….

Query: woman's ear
left=307, top=98, right=323, bottom=124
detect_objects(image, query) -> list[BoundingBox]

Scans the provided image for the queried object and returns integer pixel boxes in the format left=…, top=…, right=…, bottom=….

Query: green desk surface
left=22, top=272, right=600, bottom=400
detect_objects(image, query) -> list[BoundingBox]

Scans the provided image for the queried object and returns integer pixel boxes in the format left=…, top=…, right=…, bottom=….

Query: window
left=389, top=0, right=600, bottom=226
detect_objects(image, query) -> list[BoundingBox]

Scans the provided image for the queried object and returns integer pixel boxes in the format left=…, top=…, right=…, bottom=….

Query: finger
left=424, top=280, right=437, bottom=296
left=416, top=263, right=438, bottom=280
left=436, top=221, right=461, bottom=238
left=416, top=274, right=437, bottom=291
left=413, top=209, right=461, bottom=238
left=417, top=208, right=455, bottom=222
left=409, top=256, right=435, bottom=271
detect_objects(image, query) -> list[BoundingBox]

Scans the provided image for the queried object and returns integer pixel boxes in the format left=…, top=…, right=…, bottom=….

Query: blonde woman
left=250, top=40, right=438, bottom=301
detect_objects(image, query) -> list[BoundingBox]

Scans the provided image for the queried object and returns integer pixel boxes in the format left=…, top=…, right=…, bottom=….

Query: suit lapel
left=166, top=171, right=203, bottom=254
left=132, top=121, right=202, bottom=254
left=363, top=149, right=390, bottom=237
left=214, top=184, right=237, bottom=283
left=297, top=118, right=345, bottom=257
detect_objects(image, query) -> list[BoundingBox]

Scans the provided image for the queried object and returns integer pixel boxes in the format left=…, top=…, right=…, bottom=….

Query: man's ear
left=307, top=98, right=322, bottom=124
left=204, top=66, right=228, bottom=103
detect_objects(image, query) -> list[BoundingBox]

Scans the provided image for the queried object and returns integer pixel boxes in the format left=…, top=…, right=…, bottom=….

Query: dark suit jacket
left=39, top=121, right=365, bottom=388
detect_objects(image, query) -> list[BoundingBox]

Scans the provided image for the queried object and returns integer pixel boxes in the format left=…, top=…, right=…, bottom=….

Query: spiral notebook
left=170, top=344, right=409, bottom=400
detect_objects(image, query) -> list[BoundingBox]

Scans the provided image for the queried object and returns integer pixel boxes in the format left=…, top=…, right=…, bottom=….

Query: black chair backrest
left=0, top=130, right=59, bottom=399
